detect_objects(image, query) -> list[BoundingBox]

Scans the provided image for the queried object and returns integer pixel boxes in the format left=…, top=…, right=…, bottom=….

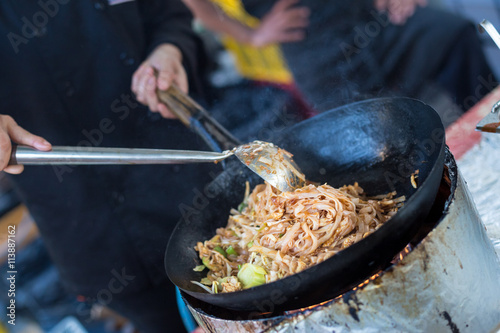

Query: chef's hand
left=250, top=0, right=310, bottom=47
left=0, top=115, right=51, bottom=174
left=374, top=0, right=427, bottom=25
left=131, top=43, right=188, bottom=119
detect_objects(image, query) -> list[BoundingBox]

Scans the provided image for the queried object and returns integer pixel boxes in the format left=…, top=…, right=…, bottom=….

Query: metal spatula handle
left=478, top=20, right=500, bottom=49
left=9, top=145, right=232, bottom=165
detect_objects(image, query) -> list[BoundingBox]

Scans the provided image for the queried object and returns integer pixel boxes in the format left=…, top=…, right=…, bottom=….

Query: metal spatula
left=9, top=141, right=305, bottom=192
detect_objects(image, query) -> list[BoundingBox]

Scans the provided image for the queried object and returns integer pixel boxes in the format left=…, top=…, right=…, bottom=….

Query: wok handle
left=9, top=145, right=232, bottom=165
left=157, top=83, right=241, bottom=152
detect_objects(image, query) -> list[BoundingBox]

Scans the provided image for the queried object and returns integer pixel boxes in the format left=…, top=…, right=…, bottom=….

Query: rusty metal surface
left=187, top=170, right=500, bottom=332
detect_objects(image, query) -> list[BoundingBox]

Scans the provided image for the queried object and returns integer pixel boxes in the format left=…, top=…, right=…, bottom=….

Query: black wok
left=165, top=97, right=445, bottom=312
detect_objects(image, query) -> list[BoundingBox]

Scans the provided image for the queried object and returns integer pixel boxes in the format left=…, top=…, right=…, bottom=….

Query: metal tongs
left=476, top=20, right=500, bottom=133
left=9, top=84, right=306, bottom=192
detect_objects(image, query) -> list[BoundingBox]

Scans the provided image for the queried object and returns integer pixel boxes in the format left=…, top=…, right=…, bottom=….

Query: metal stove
left=181, top=149, right=500, bottom=333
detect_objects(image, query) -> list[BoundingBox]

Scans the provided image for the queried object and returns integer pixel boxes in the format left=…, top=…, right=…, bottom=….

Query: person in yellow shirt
left=184, top=0, right=315, bottom=118
left=185, top=0, right=305, bottom=83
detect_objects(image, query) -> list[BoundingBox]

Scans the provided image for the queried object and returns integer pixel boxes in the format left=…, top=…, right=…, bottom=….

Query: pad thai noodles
left=192, top=181, right=405, bottom=294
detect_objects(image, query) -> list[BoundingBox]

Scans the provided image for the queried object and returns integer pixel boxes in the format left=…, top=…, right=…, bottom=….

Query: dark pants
left=435, top=24, right=497, bottom=110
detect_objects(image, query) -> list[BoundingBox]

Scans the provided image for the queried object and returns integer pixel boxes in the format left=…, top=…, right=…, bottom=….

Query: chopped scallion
left=226, top=245, right=238, bottom=256
left=238, top=202, right=248, bottom=212
left=214, top=246, right=227, bottom=258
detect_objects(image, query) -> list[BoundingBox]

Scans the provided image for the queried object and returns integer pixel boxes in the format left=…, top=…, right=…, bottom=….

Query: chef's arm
left=182, top=0, right=309, bottom=47
left=0, top=115, right=51, bottom=174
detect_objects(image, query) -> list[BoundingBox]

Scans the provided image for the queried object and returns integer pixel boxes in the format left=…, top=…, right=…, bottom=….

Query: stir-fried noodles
left=192, top=182, right=405, bottom=294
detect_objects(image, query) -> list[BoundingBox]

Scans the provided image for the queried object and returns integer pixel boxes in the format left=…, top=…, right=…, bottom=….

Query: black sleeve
left=138, top=0, right=207, bottom=95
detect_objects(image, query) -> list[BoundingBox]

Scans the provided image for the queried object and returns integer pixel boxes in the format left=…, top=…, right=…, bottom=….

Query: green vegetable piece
left=201, top=277, right=212, bottom=285
left=226, top=245, right=238, bottom=256
left=238, top=202, right=248, bottom=212
left=202, top=257, right=215, bottom=270
left=237, top=263, right=267, bottom=289
left=247, top=241, right=254, bottom=248
left=193, top=265, right=205, bottom=272
left=214, top=246, right=227, bottom=258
